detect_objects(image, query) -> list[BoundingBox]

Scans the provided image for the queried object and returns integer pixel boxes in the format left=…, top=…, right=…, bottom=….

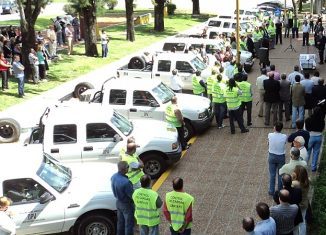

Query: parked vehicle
left=116, top=52, right=212, bottom=91
left=75, top=77, right=213, bottom=141
left=0, top=0, right=18, bottom=14
left=0, top=144, right=117, bottom=234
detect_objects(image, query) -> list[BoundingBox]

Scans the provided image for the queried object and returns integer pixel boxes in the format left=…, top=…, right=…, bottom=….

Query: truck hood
left=131, top=119, right=178, bottom=144
left=176, top=93, right=211, bottom=112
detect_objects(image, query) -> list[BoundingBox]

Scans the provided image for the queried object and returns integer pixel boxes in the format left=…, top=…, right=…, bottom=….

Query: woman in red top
left=0, top=52, right=12, bottom=91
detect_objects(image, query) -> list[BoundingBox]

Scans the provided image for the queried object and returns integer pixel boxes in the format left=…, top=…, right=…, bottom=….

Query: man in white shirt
left=293, top=136, right=308, bottom=162
left=169, top=69, right=184, bottom=93
left=100, top=30, right=109, bottom=58
left=65, top=23, right=74, bottom=55
left=46, top=25, right=57, bottom=57
left=302, top=20, right=310, bottom=46
left=287, top=65, right=304, bottom=85
left=256, top=68, right=268, bottom=117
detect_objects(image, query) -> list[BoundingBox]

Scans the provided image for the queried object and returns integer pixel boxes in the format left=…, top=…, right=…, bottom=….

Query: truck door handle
left=83, top=146, right=93, bottom=151
left=155, top=74, right=160, bottom=77
left=130, top=108, right=137, bottom=112
left=51, top=148, right=59, bottom=153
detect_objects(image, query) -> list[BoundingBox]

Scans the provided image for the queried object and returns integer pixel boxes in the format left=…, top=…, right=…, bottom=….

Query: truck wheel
left=73, top=82, right=94, bottom=99
left=184, top=121, right=194, bottom=142
left=76, top=214, right=116, bottom=235
left=128, top=56, right=145, bottom=69
left=0, top=118, right=21, bottom=143
left=141, top=153, right=167, bottom=179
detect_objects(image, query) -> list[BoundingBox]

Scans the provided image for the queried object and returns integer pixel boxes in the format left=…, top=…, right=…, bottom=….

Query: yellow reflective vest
left=133, top=187, right=160, bottom=226
left=212, top=81, right=226, bottom=104
left=223, top=87, right=241, bottom=109
left=165, top=103, right=182, bottom=128
left=192, top=75, right=205, bottom=95
left=121, top=152, right=144, bottom=185
left=206, top=75, right=215, bottom=95
left=238, top=81, right=252, bottom=102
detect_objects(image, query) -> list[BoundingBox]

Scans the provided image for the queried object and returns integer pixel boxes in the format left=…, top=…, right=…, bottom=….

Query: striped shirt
left=270, top=203, right=298, bottom=234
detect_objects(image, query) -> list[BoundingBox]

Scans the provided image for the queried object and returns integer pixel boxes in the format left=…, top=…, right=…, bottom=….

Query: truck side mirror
left=40, top=192, right=54, bottom=204
left=113, top=134, right=123, bottom=142
left=150, top=100, right=159, bottom=107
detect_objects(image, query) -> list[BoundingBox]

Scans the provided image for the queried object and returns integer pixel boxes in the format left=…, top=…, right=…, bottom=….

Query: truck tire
left=141, top=153, right=167, bottom=179
left=128, top=56, right=145, bottom=69
left=184, top=120, right=194, bottom=142
left=76, top=214, right=116, bottom=235
left=73, top=82, right=94, bottom=99
left=0, top=118, right=21, bottom=143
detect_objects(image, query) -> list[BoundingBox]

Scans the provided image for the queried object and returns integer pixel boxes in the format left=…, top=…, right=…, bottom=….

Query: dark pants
left=240, top=101, right=252, bottom=125
left=284, top=27, right=290, bottom=38
left=38, top=64, right=46, bottom=80
left=292, top=27, right=299, bottom=38
left=116, top=201, right=134, bottom=235
left=318, top=49, right=324, bottom=63
left=1, top=70, right=8, bottom=90
left=228, top=108, right=246, bottom=133
left=303, top=32, right=309, bottom=46
left=265, top=102, right=279, bottom=125
left=176, top=126, right=187, bottom=150
left=214, top=102, right=226, bottom=127
left=170, top=227, right=191, bottom=235
left=102, top=43, right=108, bottom=58
left=275, top=31, right=282, bottom=44
left=279, top=100, right=291, bottom=121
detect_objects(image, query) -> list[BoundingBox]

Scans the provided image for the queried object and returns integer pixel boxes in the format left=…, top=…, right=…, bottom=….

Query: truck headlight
left=198, top=110, right=208, bottom=119
left=172, top=142, right=179, bottom=150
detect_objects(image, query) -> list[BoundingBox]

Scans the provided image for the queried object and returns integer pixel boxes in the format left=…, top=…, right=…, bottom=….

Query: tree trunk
left=192, top=0, right=200, bottom=15
left=299, top=0, right=303, bottom=12
left=81, top=1, right=98, bottom=57
left=125, top=0, right=135, bottom=42
left=154, top=0, right=164, bottom=32
left=17, top=0, right=40, bottom=80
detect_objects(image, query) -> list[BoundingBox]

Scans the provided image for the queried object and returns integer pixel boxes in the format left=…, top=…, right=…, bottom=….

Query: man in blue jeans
left=111, top=161, right=134, bottom=235
left=12, top=55, right=25, bottom=98
left=268, top=122, right=287, bottom=195
left=291, top=75, right=305, bottom=128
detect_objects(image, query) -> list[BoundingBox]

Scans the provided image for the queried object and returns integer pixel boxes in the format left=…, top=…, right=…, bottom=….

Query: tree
left=125, top=0, right=135, bottom=41
left=192, top=0, right=200, bottom=15
left=17, top=0, right=51, bottom=80
left=69, top=0, right=98, bottom=56
left=153, top=0, right=165, bottom=32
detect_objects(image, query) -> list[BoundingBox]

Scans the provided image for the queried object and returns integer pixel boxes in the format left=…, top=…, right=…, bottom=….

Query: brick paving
left=156, top=36, right=324, bottom=234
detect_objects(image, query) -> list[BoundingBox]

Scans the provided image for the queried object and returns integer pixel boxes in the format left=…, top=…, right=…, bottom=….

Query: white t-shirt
left=299, top=146, right=308, bottom=162
left=268, top=132, right=287, bottom=155
left=170, top=75, right=184, bottom=91
left=0, top=211, right=16, bottom=235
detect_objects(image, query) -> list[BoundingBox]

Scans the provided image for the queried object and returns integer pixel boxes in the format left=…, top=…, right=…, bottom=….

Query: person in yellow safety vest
left=240, top=36, right=248, bottom=51
left=165, top=96, right=189, bottom=150
left=219, top=66, right=229, bottom=83
left=163, top=177, right=194, bottom=235
left=206, top=69, right=217, bottom=101
left=212, top=60, right=220, bottom=73
left=238, top=73, right=253, bottom=127
left=192, top=70, right=206, bottom=96
left=119, top=136, right=136, bottom=157
left=133, top=174, right=162, bottom=235
left=212, top=74, right=227, bottom=129
left=120, top=142, right=145, bottom=190
left=223, top=78, right=249, bottom=134
left=267, top=22, right=276, bottom=49
left=253, top=27, right=262, bottom=58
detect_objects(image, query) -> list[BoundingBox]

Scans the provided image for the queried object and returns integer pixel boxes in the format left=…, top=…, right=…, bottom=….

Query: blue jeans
left=307, top=135, right=323, bottom=171
left=214, top=102, right=226, bottom=127
left=292, top=106, right=305, bottom=128
left=56, top=31, right=63, bottom=45
left=140, top=225, right=159, bottom=235
left=170, top=227, right=191, bottom=235
left=16, top=76, right=24, bottom=96
left=268, top=152, right=285, bottom=194
left=116, top=201, right=134, bottom=235
left=102, top=43, right=108, bottom=57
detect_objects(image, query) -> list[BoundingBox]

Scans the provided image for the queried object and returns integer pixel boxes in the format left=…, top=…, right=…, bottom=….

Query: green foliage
left=311, top=137, right=326, bottom=234
left=63, top=4, right=78, bottom=15
left=166, top=3, right=176, bottom=15
left=107, top=0, right=118, bottom=10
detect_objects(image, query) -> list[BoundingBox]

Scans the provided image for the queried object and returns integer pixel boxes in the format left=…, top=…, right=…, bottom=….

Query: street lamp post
left=236, top=0, right=240, bottom=64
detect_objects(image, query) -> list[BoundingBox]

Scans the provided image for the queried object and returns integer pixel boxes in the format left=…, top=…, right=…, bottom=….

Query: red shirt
left=0, top=58, right=9, bottom=72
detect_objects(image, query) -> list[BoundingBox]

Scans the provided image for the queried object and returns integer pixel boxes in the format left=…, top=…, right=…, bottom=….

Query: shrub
left=63, top=4, right=77, bottom=16
left=107, top=0, right=118, bottom=10
left=166, top=3, right=176, bottom=15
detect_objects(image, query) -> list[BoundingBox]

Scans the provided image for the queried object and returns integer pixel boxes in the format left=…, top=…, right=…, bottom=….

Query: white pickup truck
left=116, top=52, right=212, bottom=91
left=0, top=145, right=117, bottom=235
left=1, top=103, right=181, bottom=178
left=77, top=78, right=214, bottom=141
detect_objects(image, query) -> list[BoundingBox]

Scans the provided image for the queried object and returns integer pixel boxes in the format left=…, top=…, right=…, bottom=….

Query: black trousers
left=302, top=32, right=309, bottom=46
left=38, top=64, right=46, bottom=80
left=240, top=101, right=252, bottom=125
left=318, top=49, right=324, bottom=62
left=1, top=70, right=8, bottom=90
left=176, top=126, right=187, bottom=150
left=292, top=27, right=299, bottom=38
left=275, top=31, right=282, bottom=44
left=228, top=108, right=246, bottom=133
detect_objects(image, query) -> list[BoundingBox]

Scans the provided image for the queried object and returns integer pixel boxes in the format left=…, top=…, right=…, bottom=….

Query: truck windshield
left=111, top=111, right=133, bottom=136
left=37, top=154, right=72, bottom=193
left=191, top=57, right=207, bottom=71
left=152, top=83, right=175, bottom=104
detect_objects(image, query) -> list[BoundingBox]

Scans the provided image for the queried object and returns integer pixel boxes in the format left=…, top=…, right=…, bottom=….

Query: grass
left=0, top=14, right=207, bottom=111
left=311, top=133, right=326, bottom=234
left=51, top=0, right=68, bottom=3
left=0, top=16, right=55, bottom=31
